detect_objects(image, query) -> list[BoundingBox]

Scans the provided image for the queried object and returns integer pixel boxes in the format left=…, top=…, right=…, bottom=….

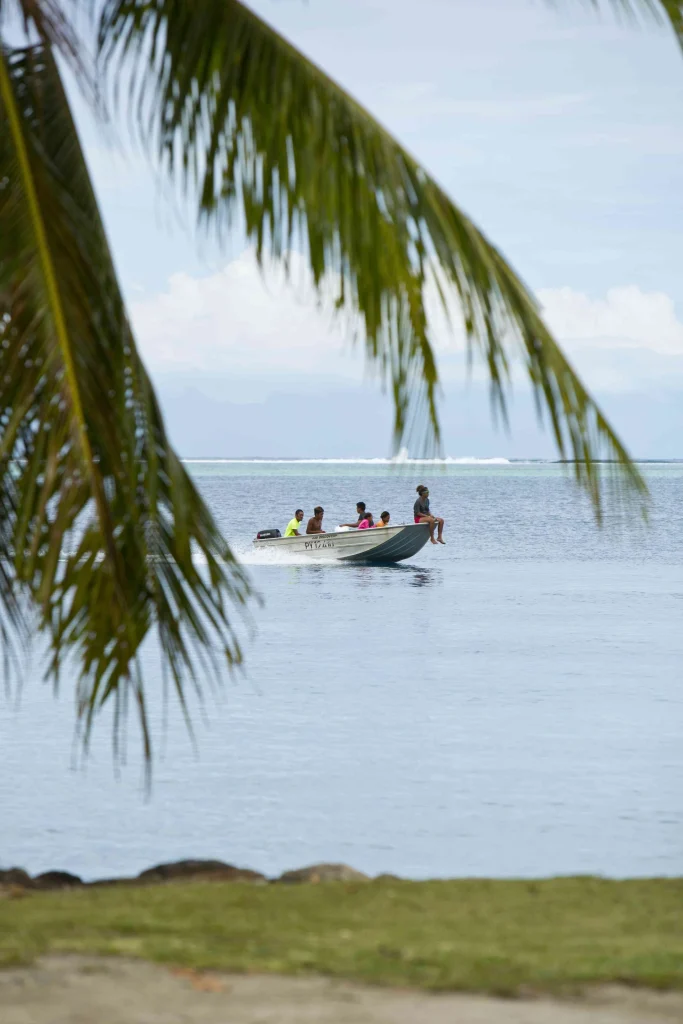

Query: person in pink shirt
left=357, top=511, right=374, bottom=529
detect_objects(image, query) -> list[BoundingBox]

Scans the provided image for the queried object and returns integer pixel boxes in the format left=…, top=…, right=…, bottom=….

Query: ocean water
left=2, top=461, right=682, bottom=881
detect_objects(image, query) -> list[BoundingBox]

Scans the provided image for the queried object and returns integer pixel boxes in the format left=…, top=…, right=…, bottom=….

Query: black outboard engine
left=256, top=528, right=282, bottom=540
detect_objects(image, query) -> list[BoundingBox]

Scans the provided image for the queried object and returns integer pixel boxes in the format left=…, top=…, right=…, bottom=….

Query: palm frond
left=0, top=42, right=251, bottom=763
left=546, top=0, right=683, bottom=45
left=2, top=0, right=90, bottom=80
left=98, top=0, right=647, bottom=515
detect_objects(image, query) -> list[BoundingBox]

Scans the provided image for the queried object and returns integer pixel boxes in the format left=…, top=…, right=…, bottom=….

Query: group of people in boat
left=283, top=503, right=390, bottom=537
left=283, top=485, right=445, bottom=545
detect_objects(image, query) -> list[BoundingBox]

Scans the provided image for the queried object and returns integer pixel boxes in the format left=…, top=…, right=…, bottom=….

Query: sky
left=75, top=0, right=683, bottom=458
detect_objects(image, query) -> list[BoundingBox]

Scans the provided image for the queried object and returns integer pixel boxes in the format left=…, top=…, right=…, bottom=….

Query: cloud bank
left=131, top=250, right=683, bottom=395
left=538, top=285, right=683, bottom=356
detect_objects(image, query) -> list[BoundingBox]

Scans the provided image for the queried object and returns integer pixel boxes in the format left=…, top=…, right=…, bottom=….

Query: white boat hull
left=253, top=523, right=431, bottom=563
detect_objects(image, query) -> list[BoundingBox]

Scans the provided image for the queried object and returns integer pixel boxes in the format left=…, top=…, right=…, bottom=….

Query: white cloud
left=538, top=285, right=683, bottom=356
left=131, top=252, right=683, bottom=396
left=131, top=251, right=357, bottom=379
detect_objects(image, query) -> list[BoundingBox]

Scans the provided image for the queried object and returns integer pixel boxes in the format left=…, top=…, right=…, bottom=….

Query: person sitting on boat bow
left=306, top=506, right=326, bottom=534
left=339, top=501, right=366, bottom=528
left=284, top=509, right=304, bottom=537
left=414, top=485, right=445, bottom=544
left=376, top=511, right=390, bottom=527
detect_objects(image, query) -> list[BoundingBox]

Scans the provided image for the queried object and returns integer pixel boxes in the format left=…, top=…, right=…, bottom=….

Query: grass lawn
left=1, top=877, right=682, bottom=995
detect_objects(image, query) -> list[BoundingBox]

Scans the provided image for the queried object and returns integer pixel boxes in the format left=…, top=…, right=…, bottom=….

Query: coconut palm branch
left=0, top=41, right=249, bottom=759
left=560, top=0, right=682, bottom=42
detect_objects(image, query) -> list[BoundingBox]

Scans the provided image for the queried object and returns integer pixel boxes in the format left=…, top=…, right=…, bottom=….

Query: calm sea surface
left=3, top=462, right=682, bottom=880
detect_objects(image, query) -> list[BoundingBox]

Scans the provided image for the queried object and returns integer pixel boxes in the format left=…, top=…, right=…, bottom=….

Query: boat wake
left=234, top=544, right=340, bottom=566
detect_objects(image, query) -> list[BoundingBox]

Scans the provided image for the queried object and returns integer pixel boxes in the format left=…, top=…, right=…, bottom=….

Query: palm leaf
left=98, top=0, right=648, bottom=515
left=0, top=42, right=251, bottom=763
left=3, top=0, right=92, bottom=80
left=549, top=0, right=683, bottom=43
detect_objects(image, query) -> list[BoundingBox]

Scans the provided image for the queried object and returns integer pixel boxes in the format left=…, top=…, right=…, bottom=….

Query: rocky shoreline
left=0, top=859, right=376, bottom=892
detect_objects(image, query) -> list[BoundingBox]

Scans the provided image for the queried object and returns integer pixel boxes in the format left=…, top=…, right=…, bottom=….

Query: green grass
left=1, top=878, right=682, bottom=994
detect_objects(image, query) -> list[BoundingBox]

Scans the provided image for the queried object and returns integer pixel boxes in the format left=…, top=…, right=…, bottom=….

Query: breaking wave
left=184, top=449, right=511, bottom=466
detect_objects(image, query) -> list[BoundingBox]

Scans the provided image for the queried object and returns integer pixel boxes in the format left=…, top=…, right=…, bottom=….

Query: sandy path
left=1, top=956, right=682, bottom=1024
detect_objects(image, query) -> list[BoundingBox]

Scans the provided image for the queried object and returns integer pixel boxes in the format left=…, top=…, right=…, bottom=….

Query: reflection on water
left=346, top=564, right=443, bottom=588
left=404, top=567, right=441, bottom=588
left=283, top=562, right=443, bottom=589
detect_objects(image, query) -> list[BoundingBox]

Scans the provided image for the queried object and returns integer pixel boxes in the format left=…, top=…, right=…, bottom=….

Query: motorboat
left=253, top=523, right=431, bottom=563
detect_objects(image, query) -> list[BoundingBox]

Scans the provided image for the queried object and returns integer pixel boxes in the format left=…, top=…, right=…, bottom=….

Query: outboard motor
left=256, top=528, right=282, bottom=540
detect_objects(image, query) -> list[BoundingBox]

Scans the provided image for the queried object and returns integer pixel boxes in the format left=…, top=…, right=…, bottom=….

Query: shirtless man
left=306, top=506, right=326, bottom=534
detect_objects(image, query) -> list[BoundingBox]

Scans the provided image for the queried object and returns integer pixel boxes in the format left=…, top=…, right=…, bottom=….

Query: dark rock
left=276, top=863, right=370, bottom=884
left=137, top=859, right=266, bottom=885
left=0, top=868, right=34, bottom=889
left=33, top=870, right=84, bottom=890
